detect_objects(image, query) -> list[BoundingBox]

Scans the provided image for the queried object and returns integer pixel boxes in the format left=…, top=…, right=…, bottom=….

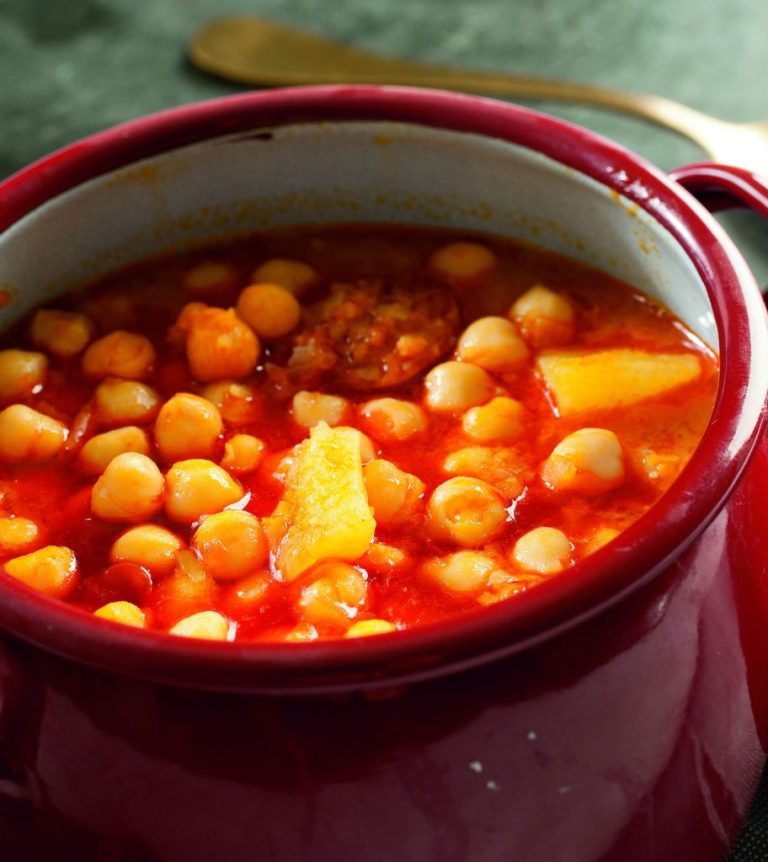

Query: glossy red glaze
left=0, top=88, right=767, bottom=861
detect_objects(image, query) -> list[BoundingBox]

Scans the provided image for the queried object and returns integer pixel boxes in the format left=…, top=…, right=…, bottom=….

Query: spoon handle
left=189, top=17, right=731, bottom=157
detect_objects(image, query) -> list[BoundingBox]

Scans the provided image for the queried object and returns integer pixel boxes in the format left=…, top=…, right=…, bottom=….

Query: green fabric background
left=1, top=0, right=767, bottom=858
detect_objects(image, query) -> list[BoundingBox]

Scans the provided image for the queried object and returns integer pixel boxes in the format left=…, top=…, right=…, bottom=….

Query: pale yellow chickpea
left=198, top=381, right=261, bottom=426
left=252, top=258, right=319, bottom=296
left=155, top=393, right=223, bottom=462
left=30, top=309, right=93, bottom=358
left=192, top=510, right=268, bottom=582
left=186, top=307, right=260, bottom=382
left=509, top=284, right=576, bottom=349
left=512, top=526, right=571, bottom=574
left=81, top=331, right=156, bottom=380
left=94, top=378, right=161, bottom=427
left=165, top=459, right=243, bottom=524
left=0, top=404, right=67, bottom=462
left=221, top=434, right=266, bottom=475
left=0, top=516, right=41, bottom=556
left=456, top=316, right=530, bottom=374
left=541, top=428, right=625, bottom=495
left=236, top=283, right=302, bottom=339
left=359, top=397, right=427, bottom=442
left=110, top=524, right=184, bottom=576
left=462, top=396, right=527, bottom=444
left=170, top=610, right=232, bottom=640
left=424, top=361, right=495, bottom=414
left=429, top=242, right=497, bottom=282
left=78, top=426, right=151, bottom=475
left=4, top=545, right=77, bottom=598
left=345, top=619, right=397, bottom=638
left=91, top=452, right=165, bottom=523
left=424, top=550, right=500, bottom=594
left=298, top=561, right=367, bottom=629
left=428, top=476, right=507, bottom=547
left=363, top=459, right=425, bottom=527
left=93, top=601, right=146, bottom=628
left=182, top=261, right=239, bottom=295
left=0, top=349, right=47, bottom=403
left=292, top=390, right=350, bottom=428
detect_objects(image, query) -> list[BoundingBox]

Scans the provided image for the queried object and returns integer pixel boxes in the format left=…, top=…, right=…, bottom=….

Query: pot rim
left=0, top=85, right=766, bottom=693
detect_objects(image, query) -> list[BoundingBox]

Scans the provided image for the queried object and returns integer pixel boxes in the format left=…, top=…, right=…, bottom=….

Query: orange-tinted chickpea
left=30, top=309, right=93, bottom=357
left=221, top=434, right=266, bottom=474
left=4, top=545, right=77, bottom=598
left=170, top=610, right=232, bottom=640
left=359, top=397, right=427, bottom=442
left=346, top=619, right=397, bottom=637
left=78, top=426, right=151, bottom=475
left=94, top=601, right=146, bottom=628
left=236, top=283, right=301, bottom=339
left=199, top=381, right=261, bottom=426
left=298, top=561, right=367, bottom=629
left=424, top=362, right=495, bottom=413
left=110, top=524, right=184, bottom=576
left=427, top=476, right=507, bottom=547
left=186, top=307, right=260, bottom=382
left=94, top=379, right=161, bottom=427
left=541, top=428, right=625, bottom=495
left=292, top=390, right=350, bottom=428
left=82, top=331, right=156, bottom=380
left=424, top=550, right=501, bottom=594
left=509, top=284, right=576, bottom=349
left=182, top=261, right=239, bottom=296
left=0, top=349, right=47, bottom=403
left=192, top=510, right=268, bottom=582
left=91, top=452, right=165, bottom=522
left=155, top=393, right=223, bottom=462
left=462, top=397, right=527, bottom=444
left=429, top=242, right=497, bottom=283
left=252, top=258, right=319, bottom=296
left=512, top=527, right=571, bottom=574
left=363, top=459, right=425, bottom=527
left=456, top=316, right=530, bottom=373
left=0, top=516, right=42, bottom=556
left=0, top=404, right=67, bottom=462
left=164, top=459, right=243, bottom=524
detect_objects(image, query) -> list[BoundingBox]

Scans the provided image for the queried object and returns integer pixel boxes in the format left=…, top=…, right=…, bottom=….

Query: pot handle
left=669, top=162, right=768, bottom=219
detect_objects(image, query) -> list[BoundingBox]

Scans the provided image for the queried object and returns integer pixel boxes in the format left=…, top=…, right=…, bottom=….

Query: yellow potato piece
left=266, top=422, right=376, bottom=581
left=537, top=349, right=701, bottom=416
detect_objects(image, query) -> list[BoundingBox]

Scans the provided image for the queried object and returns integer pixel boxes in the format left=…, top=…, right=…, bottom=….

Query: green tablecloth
left=1, top=1, right=767, bottom=858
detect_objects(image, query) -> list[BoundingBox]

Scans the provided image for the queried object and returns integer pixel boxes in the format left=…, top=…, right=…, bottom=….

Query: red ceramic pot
left=0, top=87, right=767, bottom=862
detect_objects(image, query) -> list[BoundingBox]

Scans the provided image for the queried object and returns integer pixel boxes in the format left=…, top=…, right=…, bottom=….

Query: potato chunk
left=266, top=423, right=375, bottom=581
left=537, top=349, right=701, bottom=416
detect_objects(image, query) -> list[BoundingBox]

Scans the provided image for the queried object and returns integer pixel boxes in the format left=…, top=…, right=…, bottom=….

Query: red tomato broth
left=0, top=225, right=718, bottom=642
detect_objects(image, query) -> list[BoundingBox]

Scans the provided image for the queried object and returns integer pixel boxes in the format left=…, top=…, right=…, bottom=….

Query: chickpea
left=91, top=452, right=165, bottom=523
left=292, top=390, right=350, bottom=428
left=192, top=510, right=268, bottom=582
left=298, top=561, right=367, bottom=629
left=0, top=404, right=68, bottom=462
left=428, top=476, right=507, bottom=547
left=110, top=524, right=184, bottom=576
left=170, top=610, right=232, bottom=640
left=182, top=261, right=239, bottom=295
left=94, top=378, right=161, bottom=427
left=541, top=428, right=625, bottom=495
left=155, top=393, right=223, bottom=462
left=337, top=426, right=376, bottom=463
left=456, top=317, right=530, bottom=373
left=284, top=623, right=319, bottom=642
left=424, top=550, right=500, bottom=594
left=236, top=283, right=301, bottom=339
left=363, top=543, right=407, bottom=572
left=82, top=331, right=156, bottom=380
left=186, top=307, right=260, bottom=382
left=153, top=550, right=216, bottom=629
left=4, top=545, right=77, bottom=598
left=221, top=571, right=271, bottom=618
left=168, top=301, right=207, bottom=349
left=0, top=516, right=41, bottom=556
left=429, top=242, right=497, bottom=282
left=363, top=459, right=425, bottom=527
left=462, top=396, right=527, bottom=444
left=424, top=361, right=495, bottom=414
left=221, top=434, right=266, bottom=475
left=0, top=349, right=48, bottom=404
left=165, top=459, right=243, bottom=524
left=199, top=381, right=261, bottom=426
left=94, top=601, right=146, bottom=628
left=509, top=284, right=575, bottom=349
left=512, top=527, right=571, bottom=574
left=345, top=619, right=397, bottom=638
left=78, top=426, right=151, bottom=475
left=30, top=309, right=93, bottom=358
left=360, top=397, right=427, bottom=442
left=442, top=445, right=529, bottom=499
left=252, top=258, right=319, bottom=296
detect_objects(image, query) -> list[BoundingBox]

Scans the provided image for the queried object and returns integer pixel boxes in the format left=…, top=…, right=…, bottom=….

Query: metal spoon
left=188, top=16, right=768, bottom=173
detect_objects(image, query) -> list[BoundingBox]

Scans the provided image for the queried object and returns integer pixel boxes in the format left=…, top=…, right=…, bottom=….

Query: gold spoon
left=188, top=16, right=768, bottom=173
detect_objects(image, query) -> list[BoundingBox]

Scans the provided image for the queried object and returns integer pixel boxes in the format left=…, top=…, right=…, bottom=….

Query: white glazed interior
left=0, top=120, right=716, bottom=348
